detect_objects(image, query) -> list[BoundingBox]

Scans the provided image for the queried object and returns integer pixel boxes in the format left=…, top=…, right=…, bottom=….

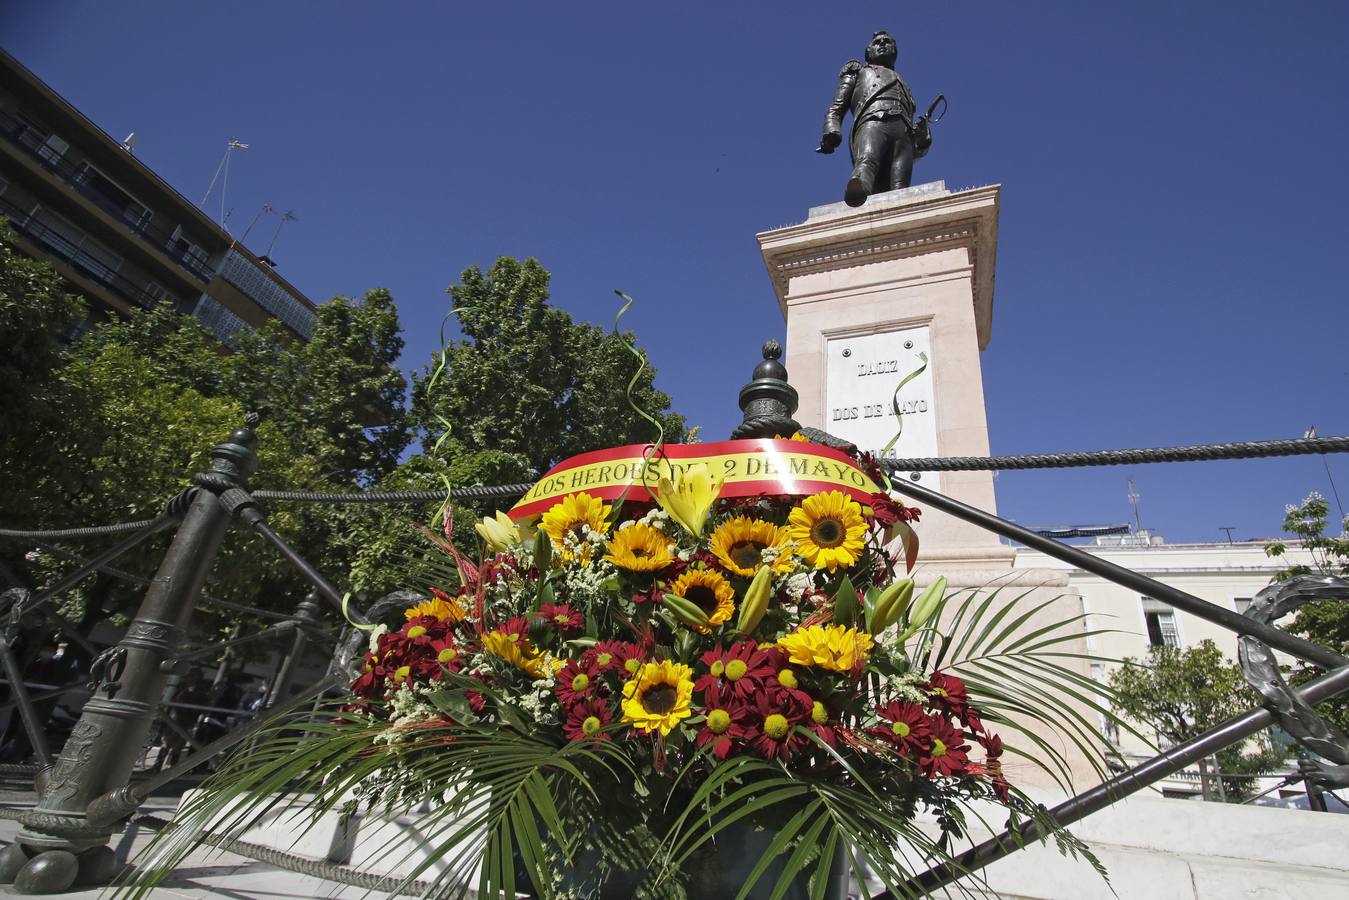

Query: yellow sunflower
left=481, top=630, right=551, bottom=678
left=621, top=660, right=694, bottom=736
left=786, top=491, right=868, bottom=571
left=604, top=523, right=674, bottom=572
left=540, top=492, right=611, bottom=561
left=708, top=517, right=794, bottom=577
left=774, top=624, right=874, bottom=673
left=668, top=568, right=735, bottom=632
left=404, top=594, right=468, bottom=623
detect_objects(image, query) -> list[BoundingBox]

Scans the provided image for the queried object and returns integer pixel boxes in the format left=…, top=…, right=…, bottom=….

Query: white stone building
left=1013, top=532, right=1319, bottom=799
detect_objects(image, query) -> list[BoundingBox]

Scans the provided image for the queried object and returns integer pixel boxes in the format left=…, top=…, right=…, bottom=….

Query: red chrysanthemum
left=869, top=492, right=921, bottom=527
left=928, top=672, right=971, bottom=719
left=918, top=717, right=971, bottom=778
left=696, top=642, right=779, bottom=701
left=536, top=603, right=584, bottom=633
left=585, top=640, right=637, bottom=674
left=556, top=659, right=602, bottom=707
left=870, top=700, right=934, bottom=757
left=695, top=684, right=753, bottom=759
left=747, top=690, right=812, bottom=761
left=806, top=697, right=842, bottom=749
left=563, top=698, right=613, bottom=742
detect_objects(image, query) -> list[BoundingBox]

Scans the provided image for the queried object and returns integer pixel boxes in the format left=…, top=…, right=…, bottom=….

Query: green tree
left=343, top=257, right=687, bottom=597
left=1108, top=640, right=1286, bottom=801
left=411, top=257, right=684, bottom=484
left=1265, top=492, right=1349, bottom=733
left=0, top=225, right=86, bottom=472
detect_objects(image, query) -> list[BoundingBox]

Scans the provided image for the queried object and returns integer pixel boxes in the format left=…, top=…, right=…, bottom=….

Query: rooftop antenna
left=1127, top=478, right=1143, bottom=532
left=120, top=132, right=136, bottom=154
left=1219, top=527, right=1236, bottom=544
left=240, top=202, right=275, bottom=244
left=259, top=209, right=297, bottom=266
left=1305, top=425, right=1346, bottom=522
left=200, top=138, right=249, bottom=228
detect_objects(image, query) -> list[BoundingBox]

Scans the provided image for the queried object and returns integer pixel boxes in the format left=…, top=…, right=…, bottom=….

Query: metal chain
left=879, top=435, right=1349, bottom=472
left=2, top=437, right=1345, bottom=532
left=129, top=813, right=439, bottom=897
left=252, top=483, right=534, bottom=503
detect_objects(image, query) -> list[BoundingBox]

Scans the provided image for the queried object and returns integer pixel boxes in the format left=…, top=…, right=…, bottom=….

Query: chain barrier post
left=0, top=420, right=258, bottom=893
left=264, top=592, right=320, bottom=710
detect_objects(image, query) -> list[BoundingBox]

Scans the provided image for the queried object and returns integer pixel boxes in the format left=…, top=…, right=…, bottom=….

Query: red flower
left=870, top=701, right=933, bottom=757
left=918, top=717, right=971, bottom=778
left=928, top=672, right=971, bottom=719
left=536, top=603, right=584, bottom=633
left=563, top=698, right=613, bottom=742
left=428, top=637, right=462, bottom=672
left=695, top=684, right=752, bottom=759
left=696, top=642, right=778, bottom=701
left=870, top=492, right=921, bottom=526
left=496, top=616, right=531, bottom=639
left=589, top=641, right=644, bottom=677
left=747, top=690, right=812, bottom=761
left=556, top=659, right=602, bottom=707
left=806, top=697, right=842, bottom=749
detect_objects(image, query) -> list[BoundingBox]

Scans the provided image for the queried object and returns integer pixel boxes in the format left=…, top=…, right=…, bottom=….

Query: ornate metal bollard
left=0, top=421, right=258, bottom=893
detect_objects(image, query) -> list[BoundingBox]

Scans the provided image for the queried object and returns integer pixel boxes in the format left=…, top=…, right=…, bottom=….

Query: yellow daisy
left=621, top=660, right=694, bottom=736
left=604, top=523, right=674, bottom=572
left=708, top=516, right=794, bottom=577
left=404, top=594, right=468, bottom=623
left=668, top=568, right=735, bottom=632
left=540, top=492, right=611, bottom=561
left=481, top=630, right=550, bottom=679
left=775, top=624, right=874, bottom=673
left=786, top=491, right=868, bottom=571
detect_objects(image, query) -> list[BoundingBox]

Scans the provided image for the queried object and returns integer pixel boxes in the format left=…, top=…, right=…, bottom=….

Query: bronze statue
left=817, top=31, right=941, bottom=207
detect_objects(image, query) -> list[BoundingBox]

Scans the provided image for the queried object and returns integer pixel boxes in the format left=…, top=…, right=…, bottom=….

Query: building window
left=144, top=281, right=176, bottom=305
left=1142, top=598, right=1180, bottom=649
left=37, top=133, right=68, bottom=166
left=75, top=163, right=153, bottom=230
left=30, top=206, right=123, bottom=284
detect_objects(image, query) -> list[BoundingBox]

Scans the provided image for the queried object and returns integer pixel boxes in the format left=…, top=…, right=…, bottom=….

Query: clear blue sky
left=5, top=2, right=1347, bottom=542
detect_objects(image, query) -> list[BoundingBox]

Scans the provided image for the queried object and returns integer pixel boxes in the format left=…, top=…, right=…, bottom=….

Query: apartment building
left=0, top=49, right=315, bottom=344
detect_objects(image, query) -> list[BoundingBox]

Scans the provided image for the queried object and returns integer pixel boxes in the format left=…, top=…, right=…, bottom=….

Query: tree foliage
left=0, top=224, right=86, bottom=447
left=1108, top=640, right=1284, bottom=800
left=410, top=257, right=685, bottom=485
left=1265, top=492, right=1349, bottom=733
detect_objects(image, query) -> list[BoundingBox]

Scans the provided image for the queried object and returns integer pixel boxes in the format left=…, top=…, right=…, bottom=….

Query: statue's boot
left=845, top=162, right=875, bottom=207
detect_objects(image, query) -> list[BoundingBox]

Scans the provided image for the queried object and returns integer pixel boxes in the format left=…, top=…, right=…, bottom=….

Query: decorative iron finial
left=731, top=340, right=801, bottom=440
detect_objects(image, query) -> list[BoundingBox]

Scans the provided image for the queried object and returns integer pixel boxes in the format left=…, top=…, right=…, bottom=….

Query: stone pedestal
left=758, top=182, right=1008, bottom=568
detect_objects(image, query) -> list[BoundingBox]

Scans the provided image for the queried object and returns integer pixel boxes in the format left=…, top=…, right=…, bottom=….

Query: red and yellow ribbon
left=508, top=439, right=883, bottom=520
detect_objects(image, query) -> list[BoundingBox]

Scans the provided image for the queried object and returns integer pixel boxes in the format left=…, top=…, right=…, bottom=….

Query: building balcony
left=1, top=193, right=166, bottom=312
left=0, top=109, right=215, bottom=283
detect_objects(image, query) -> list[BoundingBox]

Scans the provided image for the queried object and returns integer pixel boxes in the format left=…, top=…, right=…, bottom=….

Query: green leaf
left=832, top=575, right=860, bottom=626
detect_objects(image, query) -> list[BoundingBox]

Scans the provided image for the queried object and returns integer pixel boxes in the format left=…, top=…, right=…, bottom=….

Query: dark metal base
left=0, top=843, right=120, bottom=894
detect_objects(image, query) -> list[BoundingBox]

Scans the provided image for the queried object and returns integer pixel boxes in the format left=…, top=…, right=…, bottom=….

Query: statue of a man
left=818, top=31, right=932, bottom=207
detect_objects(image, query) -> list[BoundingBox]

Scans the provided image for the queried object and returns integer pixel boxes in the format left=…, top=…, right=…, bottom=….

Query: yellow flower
left=405, top=595, right=467, bottom=623
left=786, top=491, right=868, bottom=571
left=475, top=510, right=522, bottom=553
left=604, top=523, right=674, bottom=572
left=481, top=630, right=550, bottom=678
left=540, top=492, right=611, bottom=561
left=653, top=463, right=723, bottom=537
left=775, top=624, right=874, bottom=673
left=709, top=517, right=794, bottom=577
left=621, top=660, right=694, bottom=736
left=788, top=432, right=812, bottom=443
left=668, top=568, right=735, bottom=633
